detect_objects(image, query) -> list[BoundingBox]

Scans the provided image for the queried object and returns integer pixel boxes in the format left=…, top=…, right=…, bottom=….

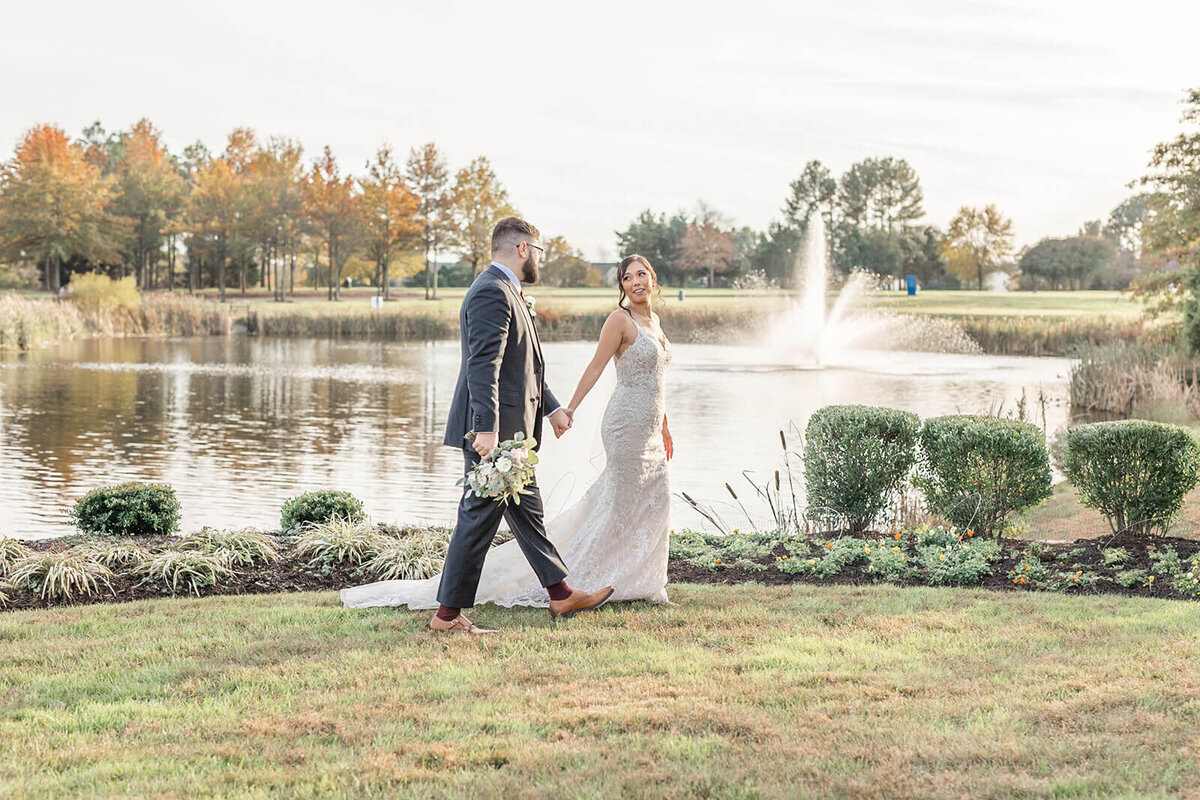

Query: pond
left=0, top=337, right=1072, bottom=539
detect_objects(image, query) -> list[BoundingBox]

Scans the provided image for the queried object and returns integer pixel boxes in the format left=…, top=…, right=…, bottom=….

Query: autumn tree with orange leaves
left=361, top=145, right=420, bottom=299
left=0, top=125, right=122, bottom=291
left=305, top=147, right=362, bottom=301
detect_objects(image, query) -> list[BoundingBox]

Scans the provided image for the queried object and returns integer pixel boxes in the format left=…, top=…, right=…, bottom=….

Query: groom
left=433, top=216, right=615, bottom=634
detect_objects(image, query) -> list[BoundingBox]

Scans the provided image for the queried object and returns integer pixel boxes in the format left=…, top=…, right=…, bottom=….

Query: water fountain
left=773, top=215, right=979, bottom=365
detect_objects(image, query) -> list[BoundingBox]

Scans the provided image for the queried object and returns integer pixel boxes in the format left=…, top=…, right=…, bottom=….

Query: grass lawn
left=199, top=287, right=1146, bottom=319
left=2, top=584, right=1197, bottom=799
left=871, top=290, right=1144, bottom=319
left=1019, top=482, right=1200, bottom=543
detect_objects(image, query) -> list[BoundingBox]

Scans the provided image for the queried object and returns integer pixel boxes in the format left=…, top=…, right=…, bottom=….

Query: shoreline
left=0, top=291, right=1151, bottom=357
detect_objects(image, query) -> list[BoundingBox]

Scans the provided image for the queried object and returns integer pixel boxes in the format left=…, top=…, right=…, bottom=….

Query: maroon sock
left=435, top=605, right=460, bottom=622
left=546, top=580, right=572, bottom=602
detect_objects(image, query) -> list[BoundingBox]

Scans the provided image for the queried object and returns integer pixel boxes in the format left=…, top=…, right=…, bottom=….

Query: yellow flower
left=939, top=554, right=946, bottom=562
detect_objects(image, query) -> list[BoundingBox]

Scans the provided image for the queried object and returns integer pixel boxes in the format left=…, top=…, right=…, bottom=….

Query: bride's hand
left=662, top=426, right=674, bottom=460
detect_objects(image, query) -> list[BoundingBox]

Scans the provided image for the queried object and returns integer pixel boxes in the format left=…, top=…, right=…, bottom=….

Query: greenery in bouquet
left=460, top=431, right=540, bottom=505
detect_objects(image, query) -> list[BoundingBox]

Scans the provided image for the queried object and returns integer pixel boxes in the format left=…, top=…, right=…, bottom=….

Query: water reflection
left=0, top=338, right=1073, bottom=539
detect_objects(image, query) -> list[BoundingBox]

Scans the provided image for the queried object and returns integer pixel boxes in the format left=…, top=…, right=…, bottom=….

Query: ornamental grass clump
left=916, top=415, right=1052, bottom=535
left=0, top=536, right=33, bottom=578
left=8, top=550, right=114, bottom=601
left=179, top=527, right=279, bottom=567
left=137, top=550, right=233, bottom=597
left=70, top=482, right=181, bottom=537
left=81, top=540, right=152, bottom=571
left=365, top=528, right=451, bottom=580
left=280, top=490, right=365, bottom=531
left=804, top=405, right=920, bottom=533
left=294, top=518, right=387, bottom=567
left=0, top=580, right=11, bottom=608
left=1061, top=420, right=1200, bottom=537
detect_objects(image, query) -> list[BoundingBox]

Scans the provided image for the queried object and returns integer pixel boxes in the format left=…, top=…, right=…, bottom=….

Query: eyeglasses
left=523, top=242, right=545, bottom=255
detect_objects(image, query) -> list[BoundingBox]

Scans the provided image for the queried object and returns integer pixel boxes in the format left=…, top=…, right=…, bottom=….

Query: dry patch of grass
left=1, top=584, right=1197, bottom=798
left=1019, top=481, right=1200, bottom=543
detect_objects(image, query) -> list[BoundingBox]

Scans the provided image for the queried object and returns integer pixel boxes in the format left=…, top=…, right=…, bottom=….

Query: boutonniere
left=525, top=295, right=537, bottom=317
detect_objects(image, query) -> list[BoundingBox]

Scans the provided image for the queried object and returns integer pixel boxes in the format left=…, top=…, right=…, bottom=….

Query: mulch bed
left=3, top=531, right=1199, bottom=613
left=669, top=532, right=1200, bottom=601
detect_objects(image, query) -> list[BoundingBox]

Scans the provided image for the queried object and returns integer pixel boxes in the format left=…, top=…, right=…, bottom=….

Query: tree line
left=618, top=154, right=1161, bottom=292
left=1, top=106, right=1185, bottom=297
left=0, top=120, right=597, bottom=299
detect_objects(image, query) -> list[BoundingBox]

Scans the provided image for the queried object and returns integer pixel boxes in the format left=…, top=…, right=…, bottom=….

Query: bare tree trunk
left=327, top=236, right=335, bottom=301
left=432, top=244, right=439, bottom=299
left=218, top=235, right=227, bottom=303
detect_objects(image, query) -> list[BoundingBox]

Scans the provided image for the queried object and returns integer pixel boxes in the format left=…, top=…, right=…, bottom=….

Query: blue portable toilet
left=906, top=275, right=917, bottom=296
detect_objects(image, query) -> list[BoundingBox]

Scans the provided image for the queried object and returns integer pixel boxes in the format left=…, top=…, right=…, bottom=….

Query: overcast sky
left=3, top=0, right=1196, bottom=260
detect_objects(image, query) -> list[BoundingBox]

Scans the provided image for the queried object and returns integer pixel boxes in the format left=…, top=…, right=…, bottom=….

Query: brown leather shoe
left=549, top=586, right=615, bottom=619
left=429, top=612, right=496, bottom=635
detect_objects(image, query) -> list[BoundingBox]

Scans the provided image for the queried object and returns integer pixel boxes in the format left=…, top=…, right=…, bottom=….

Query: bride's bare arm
left=566, top=311, right=633, bottom=413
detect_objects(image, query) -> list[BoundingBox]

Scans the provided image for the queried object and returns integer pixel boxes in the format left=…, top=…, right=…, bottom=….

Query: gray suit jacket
left=443, top=265, right=560, bottom=450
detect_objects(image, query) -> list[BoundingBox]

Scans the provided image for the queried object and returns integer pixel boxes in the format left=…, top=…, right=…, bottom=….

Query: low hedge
left=804, top=405, right=920, bottom=532
left=280, top=490, right=366, bottom=531
left=69, top=482, right=181, bottom=537
left=916, top=415, right=1052, bottom=535
left=1062, top=420, right=1200, bottom=536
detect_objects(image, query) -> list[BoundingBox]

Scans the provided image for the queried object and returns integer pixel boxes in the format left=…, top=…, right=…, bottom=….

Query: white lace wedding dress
left=341, top=327, right=673, bottom=609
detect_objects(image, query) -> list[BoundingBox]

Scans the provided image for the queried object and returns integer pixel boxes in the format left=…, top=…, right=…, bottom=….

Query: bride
left=340, top=254, right=674, bottom=609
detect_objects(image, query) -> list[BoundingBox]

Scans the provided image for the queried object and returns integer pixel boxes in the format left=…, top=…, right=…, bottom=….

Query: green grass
left=2, top=584, right=1197, bottom=798
left=872, top=290, right=1145, bottom=318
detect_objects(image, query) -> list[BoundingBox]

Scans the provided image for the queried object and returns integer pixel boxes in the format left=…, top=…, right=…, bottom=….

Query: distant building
left=592, top=262, right=619, bottom=286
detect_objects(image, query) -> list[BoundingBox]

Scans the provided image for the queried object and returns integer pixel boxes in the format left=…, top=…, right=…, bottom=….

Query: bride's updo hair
left=616, top=254, right=660, bottom=310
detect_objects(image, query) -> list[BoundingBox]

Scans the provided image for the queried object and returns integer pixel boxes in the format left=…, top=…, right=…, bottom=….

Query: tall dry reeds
left=0, top=294, right=89, bottom=350
left=0, top=292, right=234, bottom=351
left=246, top=308, right=456, bottom=340
left=1069, top=341, right=1200, bottom=419
left=960, top=316, right=1147, bottom=356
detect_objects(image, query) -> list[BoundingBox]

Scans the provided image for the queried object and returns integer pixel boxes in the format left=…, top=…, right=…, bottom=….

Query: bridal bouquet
left=460, top=431, right=540, bottom=505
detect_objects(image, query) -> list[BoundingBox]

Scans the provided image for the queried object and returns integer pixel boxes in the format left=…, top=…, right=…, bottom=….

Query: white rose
left=496, top=457, right=512, bottom=473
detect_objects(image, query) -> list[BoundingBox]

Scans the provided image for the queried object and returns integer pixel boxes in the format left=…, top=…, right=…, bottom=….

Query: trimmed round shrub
left=804, top=405, right=920, bottom=533
left=9, top=550, right=114, bottom=601
left=1062, top=420, right=1200, bottom=537
left=916, top=415, right=1052, bottom=535
left=70, top=483, right=181, bottom=537
left=280, top=490, right=365, bottom=531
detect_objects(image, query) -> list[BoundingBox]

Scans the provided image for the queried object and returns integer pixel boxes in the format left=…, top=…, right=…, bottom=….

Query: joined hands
left=549, top=407, right=574, bottom=438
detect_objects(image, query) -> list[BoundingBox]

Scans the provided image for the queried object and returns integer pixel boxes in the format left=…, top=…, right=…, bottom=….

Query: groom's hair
left=491, top=217, right=541, bottom=254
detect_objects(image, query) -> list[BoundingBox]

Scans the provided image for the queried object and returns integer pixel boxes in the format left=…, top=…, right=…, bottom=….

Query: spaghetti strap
left=622, top=307, right=634, bottom=320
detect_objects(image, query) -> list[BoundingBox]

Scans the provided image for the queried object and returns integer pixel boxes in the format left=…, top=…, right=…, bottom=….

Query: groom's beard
left=520, top=255, right=539, bottom=284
